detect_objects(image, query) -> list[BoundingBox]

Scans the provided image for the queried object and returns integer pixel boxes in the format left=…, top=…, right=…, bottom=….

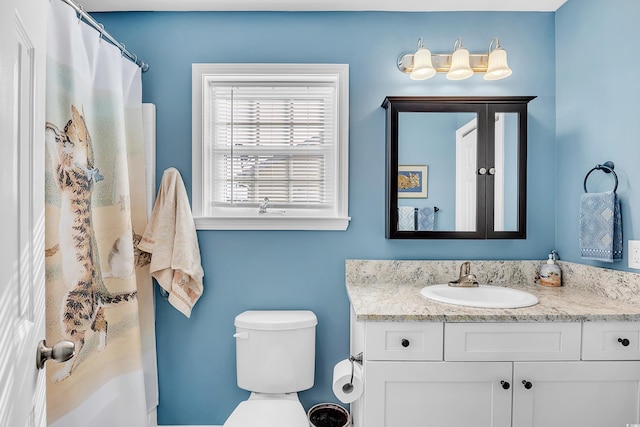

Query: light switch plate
left=629, top=240, right=640, bottom=269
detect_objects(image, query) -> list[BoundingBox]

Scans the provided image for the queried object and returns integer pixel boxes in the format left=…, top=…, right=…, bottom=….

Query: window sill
left=194, top=216, right=351, bottom=231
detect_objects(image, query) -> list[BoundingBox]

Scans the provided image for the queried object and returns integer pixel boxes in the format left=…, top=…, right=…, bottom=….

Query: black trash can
left=307, top=403, right=350, bottom=427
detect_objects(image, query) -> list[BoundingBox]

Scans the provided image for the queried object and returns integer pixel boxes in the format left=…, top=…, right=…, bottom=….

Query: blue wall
left=555, top=0, right=640, bottom=270
left=98, top=10, right=556, bottom=425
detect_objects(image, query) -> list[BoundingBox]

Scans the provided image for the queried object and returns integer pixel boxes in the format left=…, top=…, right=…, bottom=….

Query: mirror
left=383, top=96, right=535, bottom=239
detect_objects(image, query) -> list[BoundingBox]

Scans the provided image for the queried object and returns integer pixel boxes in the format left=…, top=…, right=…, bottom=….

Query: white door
left=0, top=0, right=48, bottom=426
left=455, top=119, right=478, bottom=231
left=365, top=361, right=512, bottom=427
left=513, top=361, right=640, bottom=427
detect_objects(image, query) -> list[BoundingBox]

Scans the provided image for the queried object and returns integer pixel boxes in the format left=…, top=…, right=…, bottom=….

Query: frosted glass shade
left=410, top=47, right=436, bottom=80
left=484, top=47, right=512, bottom=80
left=446, top=47, right=473, bottom=80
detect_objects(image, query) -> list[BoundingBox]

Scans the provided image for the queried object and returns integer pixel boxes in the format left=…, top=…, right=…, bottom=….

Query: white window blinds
left=204, top=84, right=336, bottom=212
left=192, top=63, right=349, bottom=230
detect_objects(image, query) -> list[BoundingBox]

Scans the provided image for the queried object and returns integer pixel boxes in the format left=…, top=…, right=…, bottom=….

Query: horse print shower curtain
left=45, top=1, right=157, bottom=425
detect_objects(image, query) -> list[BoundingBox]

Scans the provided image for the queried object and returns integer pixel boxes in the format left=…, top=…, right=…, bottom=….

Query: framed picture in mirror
left=398, top=165, right=427, bottom=198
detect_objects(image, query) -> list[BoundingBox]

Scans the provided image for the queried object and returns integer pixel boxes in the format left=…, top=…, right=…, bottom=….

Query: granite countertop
left=346, top=281, right=640, bottom=322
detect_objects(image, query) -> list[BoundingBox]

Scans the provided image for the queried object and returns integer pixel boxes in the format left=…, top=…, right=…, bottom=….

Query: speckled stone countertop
left=346, top=260, right=640, bottom=322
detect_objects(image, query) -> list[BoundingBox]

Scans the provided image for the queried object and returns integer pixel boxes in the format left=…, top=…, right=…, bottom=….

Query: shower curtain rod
left=58, top=0, right=149, bottom=72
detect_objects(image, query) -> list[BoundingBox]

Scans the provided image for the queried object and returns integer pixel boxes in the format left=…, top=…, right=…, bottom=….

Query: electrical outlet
left=629, top=240, right=640, bottom=269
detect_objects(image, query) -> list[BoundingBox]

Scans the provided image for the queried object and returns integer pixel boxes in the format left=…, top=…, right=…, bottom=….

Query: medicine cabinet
left=383, top=96, right=535, bottom=239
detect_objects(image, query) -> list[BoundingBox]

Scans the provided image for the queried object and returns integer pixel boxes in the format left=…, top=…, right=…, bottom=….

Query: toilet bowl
left=223, top=310, right=317, bottom=427
left=224, top=393, right=308, bottom=427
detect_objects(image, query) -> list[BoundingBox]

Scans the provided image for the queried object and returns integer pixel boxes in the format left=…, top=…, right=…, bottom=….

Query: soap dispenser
left=539, top=250, right=562, bottom=287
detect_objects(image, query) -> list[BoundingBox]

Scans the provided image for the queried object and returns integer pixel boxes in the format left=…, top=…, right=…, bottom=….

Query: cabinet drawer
left=365, top=322, right=443, bottom=361
left=444, top=322, right=581, bottom=361
left=582, top=322, right=640, bottom=360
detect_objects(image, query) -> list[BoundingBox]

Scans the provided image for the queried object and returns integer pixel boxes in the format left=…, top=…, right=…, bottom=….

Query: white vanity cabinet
left=350, top=317, right=640, bottom=427
left=512, top=361, right=640, bottom=427
left=365, top=361, right=513, bottom=427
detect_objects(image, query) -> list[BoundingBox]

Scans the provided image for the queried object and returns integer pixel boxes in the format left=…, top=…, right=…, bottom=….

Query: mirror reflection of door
left=455, top=118, right=478, bottom=231
left=455, top=113, right=518, bottom=233
left=458, top=113, right=519, bottom=233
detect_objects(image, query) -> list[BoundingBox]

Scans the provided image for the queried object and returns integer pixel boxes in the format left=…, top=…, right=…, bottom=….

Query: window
left=192, top=64, right=350, bottom=230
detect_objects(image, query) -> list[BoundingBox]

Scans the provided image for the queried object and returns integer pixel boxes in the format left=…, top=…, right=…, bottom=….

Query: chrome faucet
left=448, top=261, right=479, bottom=287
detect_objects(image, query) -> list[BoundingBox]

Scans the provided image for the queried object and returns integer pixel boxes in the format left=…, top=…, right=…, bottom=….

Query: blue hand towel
left=417, top=207, right=435, bottom=231
left=398, top=206, right=415, bottom=231
left=580, top=191, right=623, bottom=262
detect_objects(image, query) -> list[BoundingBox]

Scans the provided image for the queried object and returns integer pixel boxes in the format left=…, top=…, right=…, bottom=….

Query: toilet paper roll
left=332, top=359, right=364, bottom=404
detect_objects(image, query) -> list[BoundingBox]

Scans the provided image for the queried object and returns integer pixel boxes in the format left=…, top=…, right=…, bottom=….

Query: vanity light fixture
left=410, top=38, right=436, bottom=80
left=397, top=37, right=513, bottom=81
left=446, top=38, right=473, bottom=80
left=484, top=38, right=512, bottom=80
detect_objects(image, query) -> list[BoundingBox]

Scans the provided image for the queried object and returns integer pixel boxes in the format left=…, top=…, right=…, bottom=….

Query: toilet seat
left=223, top=399, right=308, bottom=427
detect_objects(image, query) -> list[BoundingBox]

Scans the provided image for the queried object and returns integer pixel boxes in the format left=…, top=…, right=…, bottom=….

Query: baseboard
left=153, top=409, right=221, bottom=426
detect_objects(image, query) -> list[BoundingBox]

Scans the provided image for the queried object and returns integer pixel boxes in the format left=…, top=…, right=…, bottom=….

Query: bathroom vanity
left=346, top=260, right=640, bottom=427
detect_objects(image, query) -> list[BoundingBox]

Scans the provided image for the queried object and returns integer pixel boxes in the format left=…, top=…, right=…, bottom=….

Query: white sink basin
left=420, top=284, right=539, bottom=309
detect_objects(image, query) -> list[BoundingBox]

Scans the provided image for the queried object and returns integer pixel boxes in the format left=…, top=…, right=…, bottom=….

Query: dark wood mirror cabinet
left=383, top=96, right=535, bottom=239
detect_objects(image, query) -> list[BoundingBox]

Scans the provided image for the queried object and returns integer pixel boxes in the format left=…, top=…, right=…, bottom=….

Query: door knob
left=36, top=339, right=75, bottom=369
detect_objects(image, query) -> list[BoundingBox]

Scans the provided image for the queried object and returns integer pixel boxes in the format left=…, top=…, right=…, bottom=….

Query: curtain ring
left=98, top=23, right=104, bottom=42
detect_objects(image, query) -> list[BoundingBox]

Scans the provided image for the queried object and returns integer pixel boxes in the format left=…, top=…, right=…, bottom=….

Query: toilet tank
left=234, top=310, right=317, bottom=394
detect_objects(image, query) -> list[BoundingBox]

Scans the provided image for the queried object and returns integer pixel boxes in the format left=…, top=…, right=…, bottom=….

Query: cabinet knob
left=522, top=380, right=533, bottom=390
left=500, top=380, right=510, bottom=390
left=478, top=167, right=487, bottom=175
left=618, top=338, right=630, bottom=347
left=401, top=338, right=410, bottom=348
left=488, top=167, right=496, bottom=175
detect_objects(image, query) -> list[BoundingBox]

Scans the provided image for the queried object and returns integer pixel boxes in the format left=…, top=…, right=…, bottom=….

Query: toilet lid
left=223, top=400, right=308, bottom=427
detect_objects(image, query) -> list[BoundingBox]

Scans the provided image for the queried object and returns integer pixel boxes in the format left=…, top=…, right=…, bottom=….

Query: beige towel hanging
left=138, top=168, right=204, bottom=317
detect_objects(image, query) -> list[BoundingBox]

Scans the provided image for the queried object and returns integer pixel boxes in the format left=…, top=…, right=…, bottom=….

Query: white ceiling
left=81, top=0, right=568, bottom=12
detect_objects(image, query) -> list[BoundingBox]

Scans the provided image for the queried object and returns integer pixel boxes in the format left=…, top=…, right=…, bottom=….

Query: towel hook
left=583, top=161, right=618, bottom=193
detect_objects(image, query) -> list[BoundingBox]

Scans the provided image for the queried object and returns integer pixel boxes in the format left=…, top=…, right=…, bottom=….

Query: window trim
left=192, top=63, right=350, bottom=230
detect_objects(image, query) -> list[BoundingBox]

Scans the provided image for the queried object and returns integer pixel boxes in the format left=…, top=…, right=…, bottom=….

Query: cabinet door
left=513, top=361, right=640, bottom=427
left=364, top=361, right=512, bottom=427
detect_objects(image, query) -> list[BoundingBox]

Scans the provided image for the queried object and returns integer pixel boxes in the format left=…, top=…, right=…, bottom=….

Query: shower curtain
left=45, top=1, right=157, bottom=425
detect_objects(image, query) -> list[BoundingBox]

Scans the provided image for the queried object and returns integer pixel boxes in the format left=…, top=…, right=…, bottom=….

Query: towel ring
left=583, top=161, right=618, bottom=193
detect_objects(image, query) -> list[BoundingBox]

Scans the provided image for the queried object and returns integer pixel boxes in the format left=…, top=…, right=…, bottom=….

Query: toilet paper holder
left=342, top=353, right=363, bottom=393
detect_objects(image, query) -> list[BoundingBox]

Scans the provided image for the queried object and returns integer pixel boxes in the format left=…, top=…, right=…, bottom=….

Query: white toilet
left=223, top=310, right=318, bottom=427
